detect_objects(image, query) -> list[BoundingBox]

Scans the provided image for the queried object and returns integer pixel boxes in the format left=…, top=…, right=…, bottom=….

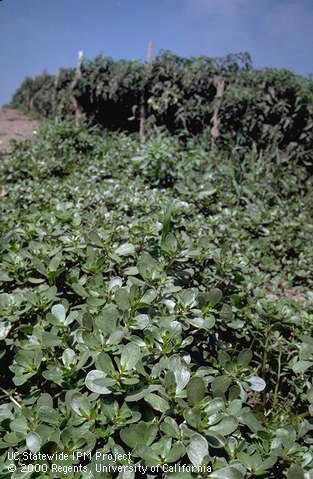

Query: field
left=0, top=109, right=39, bottom=155
left=0, top=53, right=313, bottom=478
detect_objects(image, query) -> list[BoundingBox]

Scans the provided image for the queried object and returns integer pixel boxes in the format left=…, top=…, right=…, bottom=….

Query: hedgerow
left=0, top=121, right=313, bottom=478
left=11, top=52, right=313, bottom=167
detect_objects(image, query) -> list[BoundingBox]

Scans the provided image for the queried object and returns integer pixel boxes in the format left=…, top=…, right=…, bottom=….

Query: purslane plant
left=0, top=122, right=313, bottom=478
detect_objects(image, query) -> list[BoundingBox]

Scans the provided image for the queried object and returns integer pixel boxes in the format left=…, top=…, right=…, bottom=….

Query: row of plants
left=0, top=121, right=313, bottom=478
left=11, top=51, right=313, bottom=167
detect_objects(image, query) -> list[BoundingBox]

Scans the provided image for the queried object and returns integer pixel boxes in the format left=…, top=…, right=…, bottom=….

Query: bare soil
left=0, top=108, right=40, bottom=154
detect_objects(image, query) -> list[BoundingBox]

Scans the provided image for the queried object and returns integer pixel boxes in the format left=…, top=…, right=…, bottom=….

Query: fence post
left=71, top=51, right=84, bottom=121
left=0, top=185, right=7, bottom=198
left=140, top=41, right=155, bottom=143
left=53, top=68, right=60, bottom=119
left=211, top=77, right=225, bottom=141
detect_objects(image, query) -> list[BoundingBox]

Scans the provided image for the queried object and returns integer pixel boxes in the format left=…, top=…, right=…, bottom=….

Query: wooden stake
left=0, top=185, right=8, bottom=198
left=147, top=41, right=155, bottom=64
left=140, top=42, right=155, bottom=143
left=211, top=77, right=225, bottom=141
left=72, top=51, right=84, bottom=120
left=53, top=68, right=61, bottom=118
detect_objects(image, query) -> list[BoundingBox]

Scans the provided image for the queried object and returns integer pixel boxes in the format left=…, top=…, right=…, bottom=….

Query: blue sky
left=0, top=0, right=312, bottom=106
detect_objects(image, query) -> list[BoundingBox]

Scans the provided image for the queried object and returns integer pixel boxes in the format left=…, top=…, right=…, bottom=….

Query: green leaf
left=292, top=360, right=313, bottom=374
left=120, top=422, right=158, bottom=449
left=136, top=445, right=161, bottom=466
left=165, top=473, right=193, bottom=479
left=307, top=387, right=313, bottom=404
left=26, top=432, right=42, bottom=453
left=240, top=410, right=263, bottom=433
left=0, top=271, right=12, bottom=282
left=37, top=406, right=60, bottom=426
left=11, top=416, right=28, bottom=434
left=160, top=417, right=180, bottom=438
left=207, top=288, right=223, bottom=306
left=85, top=370, right=112, bottom=394
left=141, top=289, right=157, bottom=304
left=98, top=303, right=119, bottom=333
left=62, top=348, right=76, bottom=367
left=248, top=376, right=266, bottom=392
left=107, top=330, right=125, bottom=345
left=51, top=304, right=66, bottom=324
left=137, top=252, right=162, bottom=281
left=177, top=288, right=197, bottom=308
left=145, top=393, right=170, bottom=413
left=0, top=321, right=11, bottom=340
left=117, top=468, right=135, bottom=479
left=70, top=393, right=91, bottom=417
left=0, top=404, right=14, bottom=421
left=187, top=376, right=206, bottom=404
left=49, top=254, right=62, bottom=271
left=161, top=202, right=174, bottom=242
left=133, top=314, right=150, bottom=329
left=210, top=466, right=244, bottom=479
left=212, top=375, right=232, bottom=397
left=114, top=243, right=135, bottom=256
left=120, top=343, right=141, bottom=371
left=170, top=357, right=190, bottom=394
left=237, top=349, right=252, bottom=367
left=209, top=415, right=239, bottom=435
left=287, top=464, right=305, bottom=479
left=95, top=352, right=115, bottom=375
left=206, top=432, right=225, bottom=448
left=187, top=433, right=208, bottom=468
left=115, top=288, right=131, bottom=311
left=166, top=442, right=185, bottom=462
left=220, top=304, right=234, bottom=321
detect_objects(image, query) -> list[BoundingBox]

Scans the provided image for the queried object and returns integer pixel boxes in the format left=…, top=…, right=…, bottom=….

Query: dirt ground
left=0, top=108, right=40, bottom=154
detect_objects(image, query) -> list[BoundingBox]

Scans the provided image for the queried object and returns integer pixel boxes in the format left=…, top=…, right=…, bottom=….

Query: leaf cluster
left=0, top=122, right=313, bottom=478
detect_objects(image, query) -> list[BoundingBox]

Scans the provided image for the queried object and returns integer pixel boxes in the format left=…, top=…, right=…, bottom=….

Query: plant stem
left=272, top=348, right=282, bottom=410
left=0, top=386, right=22, bottom=409
left=261, top=327, right=270, bottom=377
